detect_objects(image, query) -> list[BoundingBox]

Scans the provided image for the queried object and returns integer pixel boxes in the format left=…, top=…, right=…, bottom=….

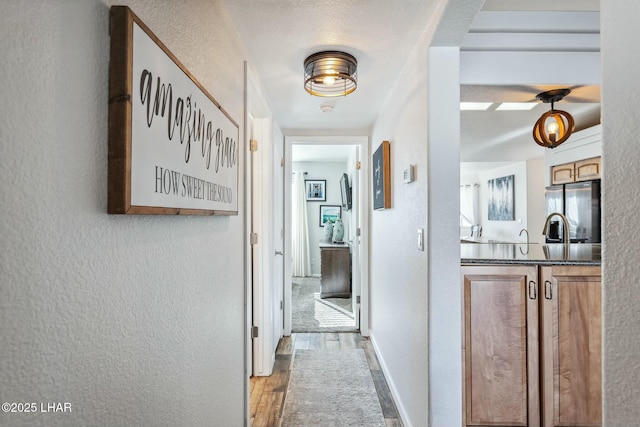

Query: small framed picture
left=305, top=179, right=326, bottom=201
left=373, top=141, right=391, bottom=210
left=319, top=205, right=342, bottom=227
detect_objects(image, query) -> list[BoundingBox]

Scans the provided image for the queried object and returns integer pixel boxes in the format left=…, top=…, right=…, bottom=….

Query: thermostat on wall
left=403, top=165, right=415, bottom=183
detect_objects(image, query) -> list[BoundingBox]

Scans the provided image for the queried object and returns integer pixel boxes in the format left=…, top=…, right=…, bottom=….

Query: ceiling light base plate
left=536, top=88, right=571, bottom=104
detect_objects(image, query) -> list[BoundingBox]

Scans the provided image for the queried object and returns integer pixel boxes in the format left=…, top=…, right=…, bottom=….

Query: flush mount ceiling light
left=532, top=88, right=575, bottom=149
left=304, top=51, right=357, bottom=97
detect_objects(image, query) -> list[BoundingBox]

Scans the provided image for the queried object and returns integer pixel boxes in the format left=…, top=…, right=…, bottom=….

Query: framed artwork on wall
left=487, top=174, right=515, bottom=221
left=107, top=6, right=239, bottom=215
left=373, top=140, right=391, bottom=210
left=305, top=179, right=326, bottom=201
left=319, top=205, right=342, bottom=227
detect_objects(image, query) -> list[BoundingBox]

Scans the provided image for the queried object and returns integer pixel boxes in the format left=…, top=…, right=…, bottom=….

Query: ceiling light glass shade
left=304, top=51, right=357, bottom=97
left=532, top=89, right=575, bottom=149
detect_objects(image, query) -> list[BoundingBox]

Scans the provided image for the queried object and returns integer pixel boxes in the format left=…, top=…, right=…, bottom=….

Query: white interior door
left=272, top=126, right=284, bottom=350
left=251, top=118, right=276, bottom=376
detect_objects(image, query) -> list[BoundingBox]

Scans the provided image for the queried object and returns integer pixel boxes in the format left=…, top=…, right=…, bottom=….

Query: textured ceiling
left=223, top=0, right=439, bottom=132
left=223, top=0, right=601, bottom=162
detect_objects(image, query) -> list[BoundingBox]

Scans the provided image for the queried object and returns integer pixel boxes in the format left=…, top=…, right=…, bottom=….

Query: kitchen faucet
left=542, top=212, right=570, bottom=244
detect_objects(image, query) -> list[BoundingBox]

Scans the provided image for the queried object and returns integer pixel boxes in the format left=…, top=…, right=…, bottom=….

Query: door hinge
left=356, top=228, right=361, bottom=237
left=250, top=139, right=258, bottom=152
left=251, top=326, right=259, bottom=338
left=356, top=161, right=361, bottom=170
left=356, top=295, right=361, bottom=304
left=281, top=157, right=284, bottom=167
left=250, top=233, right=258, bottom=245
left=280, top=301, right=283, bottom=310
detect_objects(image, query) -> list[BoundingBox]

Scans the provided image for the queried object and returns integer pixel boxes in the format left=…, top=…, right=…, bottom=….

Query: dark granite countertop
left=461, top=243, right=601, bottom=266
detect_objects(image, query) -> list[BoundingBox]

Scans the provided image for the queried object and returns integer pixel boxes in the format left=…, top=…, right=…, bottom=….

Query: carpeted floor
left=281, top=348, right=386, bottom=427
left=291, top=276, right=356, bottom=333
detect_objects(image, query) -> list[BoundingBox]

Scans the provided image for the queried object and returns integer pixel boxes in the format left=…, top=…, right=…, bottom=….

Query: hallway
left=250, top=333, right=403, bottom=426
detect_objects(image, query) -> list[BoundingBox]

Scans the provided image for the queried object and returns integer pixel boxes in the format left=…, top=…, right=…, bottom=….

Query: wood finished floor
left=250, top=332, right=403, bottom=427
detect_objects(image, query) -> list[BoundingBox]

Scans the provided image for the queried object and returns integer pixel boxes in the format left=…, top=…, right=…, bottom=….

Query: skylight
left=495, top=103, right=538, bottom=111
left=460, top=102, right=493, bottom=111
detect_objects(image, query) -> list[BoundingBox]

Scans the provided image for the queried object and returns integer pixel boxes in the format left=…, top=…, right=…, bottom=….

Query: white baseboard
left=369, top=333, right=412, bottom=427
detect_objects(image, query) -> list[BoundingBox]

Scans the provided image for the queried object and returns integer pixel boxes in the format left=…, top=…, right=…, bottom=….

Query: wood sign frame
left=108, top=6, right=239, bottom=215
left=373, top=140, right=391, bottom=210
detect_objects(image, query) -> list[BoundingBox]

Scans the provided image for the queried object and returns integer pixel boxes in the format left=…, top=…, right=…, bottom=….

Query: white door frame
left=244, top=62, right=277, bottom=415
left=271, top=125, right=285, bottom=352
left=283, top=135, right=370, bottom=336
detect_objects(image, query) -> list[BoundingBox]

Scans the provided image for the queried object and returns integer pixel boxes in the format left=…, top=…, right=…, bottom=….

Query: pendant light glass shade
left=304, top=51, right=357, bottom=97
left=532, top=89, right=575, bottom=149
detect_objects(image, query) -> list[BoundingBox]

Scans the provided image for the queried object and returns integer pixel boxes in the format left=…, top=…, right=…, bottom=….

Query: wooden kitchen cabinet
left=462, top=265, right=540, bottom=426
left=540, top=265, right=602, bottom=427
left=574, top=157, right=601, bottom=182
left=319, top=243, right=351, bottom=298
left=551, top=163, right=576, bottom=184
left=551, top=157, right=601, bottom=184
left=462, top=264, right=602, bottom=427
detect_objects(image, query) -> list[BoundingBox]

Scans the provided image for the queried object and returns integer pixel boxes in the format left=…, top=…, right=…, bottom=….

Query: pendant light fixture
left=304, top=51, right=358, bottom=97
left=532, top=88, right=575, bottom=149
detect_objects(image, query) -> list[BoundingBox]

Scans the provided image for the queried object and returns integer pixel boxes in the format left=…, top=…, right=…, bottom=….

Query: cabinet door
left=540, top=266, right=602, bottom=427
left=574, top=157, right=601, bottom=182
left=551, top=163, right=575, bottom=184
left=320, top=246, right=351, bottom=298
left=462, top=265, right=539, bottom=426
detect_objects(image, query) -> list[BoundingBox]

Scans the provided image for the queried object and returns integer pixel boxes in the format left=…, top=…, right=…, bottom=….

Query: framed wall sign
left=373, top=140, right=391, bottom=210
left=108, top=6, right=239, bottom=215
left=305, top=179, right=326, bottom=201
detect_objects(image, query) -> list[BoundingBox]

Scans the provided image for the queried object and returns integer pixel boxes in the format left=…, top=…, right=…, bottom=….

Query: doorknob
left=275, top=250, right=283, bottom=256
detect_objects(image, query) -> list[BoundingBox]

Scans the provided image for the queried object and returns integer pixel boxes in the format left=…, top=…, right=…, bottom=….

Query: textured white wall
left=0, top=1, right=247, bottom=426
left=601, top=1, right=640, bottom=424
left=427, top=46, right=463, bottom=427
left=369, top=38, right=430, bottom=427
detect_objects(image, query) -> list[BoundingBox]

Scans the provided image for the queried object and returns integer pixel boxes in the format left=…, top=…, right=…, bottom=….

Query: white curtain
left=292, top=172, right=311, bottom=276
left=460, top=184, right=479, bottom=227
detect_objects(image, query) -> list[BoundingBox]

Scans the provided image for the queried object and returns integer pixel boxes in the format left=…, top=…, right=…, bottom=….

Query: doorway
left=284, top=136, right=370, bottom=337
left=290, top=148, right=356, bottom=333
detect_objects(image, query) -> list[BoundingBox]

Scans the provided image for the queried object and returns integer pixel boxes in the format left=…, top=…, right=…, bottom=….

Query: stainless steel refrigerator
left=545, top=180, right=601, bottom=243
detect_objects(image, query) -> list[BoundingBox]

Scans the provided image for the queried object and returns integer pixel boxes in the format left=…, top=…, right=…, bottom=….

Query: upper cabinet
left=551, top=162, right=576, bottom=184
left=551, top=156, right=601, bottom=184
left=575, top=156, right=602, bottom=181
left=545, top=124, right=602, bottom=186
